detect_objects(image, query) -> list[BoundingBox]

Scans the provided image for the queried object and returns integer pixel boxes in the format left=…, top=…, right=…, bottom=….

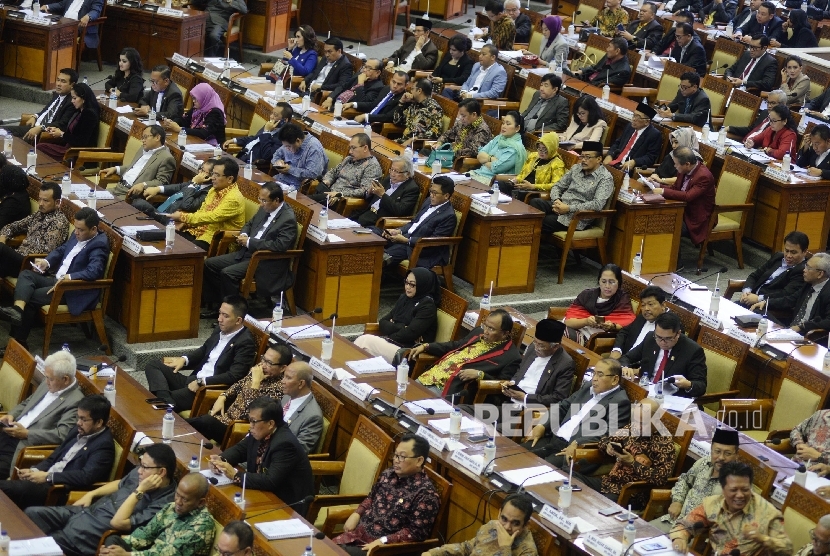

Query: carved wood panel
left=354, top=416, right=393, bottom=460
left=787, top=359, right=830, bottom=397
left=788, top=192, right=829, bottom=213
left=633, top=214, right=677, bottom=235
left=326, top=253, right=375, bottom=276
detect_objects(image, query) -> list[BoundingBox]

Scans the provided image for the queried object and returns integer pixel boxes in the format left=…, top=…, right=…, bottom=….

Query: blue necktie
left=684, top=98, right=690, bottom=114
left=157, top=192, right=184, bottom=213
left=370, top=92, right=394, bottom=116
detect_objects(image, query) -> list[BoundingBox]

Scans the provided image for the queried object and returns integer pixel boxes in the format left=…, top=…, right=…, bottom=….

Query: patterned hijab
left=190, top=83, right=227, bottom=128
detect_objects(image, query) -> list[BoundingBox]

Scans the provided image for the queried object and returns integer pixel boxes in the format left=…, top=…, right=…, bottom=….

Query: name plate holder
left=122, top=235, right=144, bottom=255
left=307, top=225, right=327, bottom=243
left=202, top=69, right=221, bottom=81
left=227, top=81, right=247, bottom=94
left=618, top=190, right=638, bottom=203
left=596, top=99, right=616, bottom=112
left=692, top=307, right=723, bottom=330
left=310, top=121, right=327, bottom=134
left=116, top=116, right=133, bottom=133
left=23, top=15, right=52, bottom=24
left=368, top=396, right=397, bottom=417
left=469, top=196, right=492, bottom=216
left=539, top=504, right=576, bottom=534
left=186, top=59, right=206, bottom=73
left=688, top=438, right=712, bottom=458
left=725, top=326, right=758, bottom=347
left=397, top=413, right=420, bottom=431
left=6, top=10, right=26, bottom=18
left=617, top=108, right=634, bottom=120
left=171, top=53, right=189, bottom=66
left=340, top=379, right=376, bottom=402
left=450, top=450, right=485, bottom=475
left=310, top=357, right=335, bottom=380
left=716, top=145, right=727, bottom=156
left=583, top=534, right=623, bottom=556
left=771, top=487, right=788, bottom=505
left=141, top=3, right=159, bottom=11
left=157, top=6, right=184, bottom=15
left=764, top=166, right=790, bottom=182
left=243, top=89, right=262, bottom=103
left=181, top=154, right=200, bottom=173
left=416, top=425, right=448, bottom=452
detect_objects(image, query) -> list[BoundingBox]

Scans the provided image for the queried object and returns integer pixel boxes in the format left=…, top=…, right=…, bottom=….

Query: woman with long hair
left=38, top=82, right=100, bottom=160
left=744, top=104, right=798, bottom=159
left=283, top=25, right=319, bottom=77
left=104, top=47, right=145, bottom=102
left=775, top=9, right=817, bottom=49
left=431, top=34, right=475, bottom=87
left=559, top=96, right=607, bottom=150
left=563, top=263, right=635, bottom=343
left=164, top=83, right=227, bottom=146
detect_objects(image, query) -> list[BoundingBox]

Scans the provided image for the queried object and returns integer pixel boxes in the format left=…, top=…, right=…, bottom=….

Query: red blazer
left=661, top=163, right=716, bottom=245
left=747, top=124, right=797, bottom=159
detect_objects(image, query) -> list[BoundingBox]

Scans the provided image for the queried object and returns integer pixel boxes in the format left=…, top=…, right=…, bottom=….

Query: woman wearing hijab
left=471, top=111, right=528, bottom=185
left=164, top=83, right=227, bottom=146
left=524, top=16, right=568, bottom=68
left=651, top=127, right=700, bottom=186
left=779, top=55, right=811, bottom=106
left=563, top=263, right=635, bottom=343
left=0, top=165, right=31, bottom=230
left=503, top=133, right=565, bottom=200
left=38, top=82, right=100, bottom=160
left=773, top=10, right=817, bottom=49
left=354, top=268, right=440, bottom=363
left=104, top=47, right=145, bottom=103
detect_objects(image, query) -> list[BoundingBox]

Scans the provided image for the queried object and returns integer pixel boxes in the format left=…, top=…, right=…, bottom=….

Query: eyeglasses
left=260, top=355, right=281, bottom=367
left=77, top=416, right=94, bottom=423
left=810, top=530, right=830, bottom=546
left=768, top=118, right=783, bottom=123
left=579, top=154, right=600, bottom=160
left=678, top=84, right=695, bottom=91
left=654, top=332, right=679, bottom=343
left=141, top=135, right=154, bottom=140
left=428, top=189, right=445, bottom=195
left=249, top=417, right=268, bottom=425
left=746, top=45, right=765, bottom=51
left=404, top=280, right=417, bottom=287
left=632, top=114, right=651, bottom=121
left=138, top=462, right=162, bottom=470
left=390, top=168, right=408, bottom=174
left=218, top=550, right=246, bottom=556
left=593, top=371, right=616, bottom=378
left=393, top=453, right=419, bottom=461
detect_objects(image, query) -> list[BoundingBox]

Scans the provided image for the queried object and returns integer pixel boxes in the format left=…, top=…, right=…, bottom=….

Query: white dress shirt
left=17, top=379, right=78, bottom=429
left=186, top=327, right=244, bottom=379
left=555, top=385, right=620, bottom=441
left=35, top=95, right=66, bottom=127
left=408, top=201, right=449, bottom=234
left=468, top=64, right=491, bottom=93
left=372, top=181, right=403, bottom=211
left=284, top=392, right=311, bottom=422
left=399, top=40, right=430, bottom=72
left=253, top=204, right=282, bottom=240
left=120, top=146, right=164, bottom=186
left=64, top=0, right=86, bottom=20
left=517, top=355, right=552, bottom=396
left=312, top=62, right=335, bottom=86
left=52, top=235, right=96, bottom=279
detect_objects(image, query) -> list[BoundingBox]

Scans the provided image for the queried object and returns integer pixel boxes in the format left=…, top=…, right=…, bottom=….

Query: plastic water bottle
left=188, top=455, right=199, bottom=473
left=654, top=381, right=665, bottom=405
left=490, top=182, right=500, bottom=207
left=364, top=123, right=372, bottom=136
left=165, top=219, right=175, bottom=248
left=802, top=0, right=808, bottom=11
left=243, top=161, right=252, bottom=180
left=701, top=123, right=710, bottom=143
left=333, top=100, right=343, bottom=118
left=275, top=77, right=284, bottom=98
left=602, top=83, right=610, bottom=101
left=221, top=58, right=231, bottom=81
left=318, top=206, right=328, bottom=230
left=26, top=149, right=36, bottom=171
left=165, top=0, right=172, bottom=10
left=108, top=90, right=117, bottom=109
left=709, top=286, right=721, bottom=315
left=403, top=145, right=413, bottom=163
left=823, top=351, right=830, bottom=373
left=0, top=530, right=9, bottom=556
left=567, top=22, right=575, bottom=37
left=302, top=546, right=313, bottom=556
left=396, top=358, right=409, bottom=394
left=321, top=332, right=334, bottom=361
left=162, top=408, right=175, bottom=443
left=61, top=173, right=71, bottom=197
left=483, top=437, right=496, bottom=474
left=631, top=252, right=642, bottom=277
left=449, top=407, right=462, bottom=440
left=148, top=108, right=156, bottom=125
left=639, top=372, right=650, bottom=387
left=62, top=343, right=70, bottom=352
left=3, top=134, right=12, bottom=157
left=756, top=315, right=769, bottom=342
left=213, top=144, right=222, bottom=157
left=302, top=94, right=311, bottom=112
left=558, top=480, right=572, bottom=511
left=86, top=187, right=97, bottom=210
left=177, top=129, right=187, bottom=147
left=480, top=294, right=491, bottom=311
left=32, top=0, right=40, bottom=14
left=725, top=21, right=733, bottom=35
left=622, top=515, right=637, bottom=552
left=233, top=492, right=243, bottom=506
left=271, top=302, right=283, bottom=333
left=718, top=126, right=727, bottom=147
left=82, top=76, right=88, bottom=85
left=431, top=159, right=441, bottom=176
left=622, top=172, right=630, bottom=192
left=782, top=150, right=791, bottom=173
left=103, top=380, right=116, bottom=405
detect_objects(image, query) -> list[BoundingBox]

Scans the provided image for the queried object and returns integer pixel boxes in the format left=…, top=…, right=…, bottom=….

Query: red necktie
left=653, top=350, right=669, bottom=383
left=611, top=131, right=639, bottom=166
left=283, top=399, right=291, bottom=416
left=741, top=58, right=757, bottom=81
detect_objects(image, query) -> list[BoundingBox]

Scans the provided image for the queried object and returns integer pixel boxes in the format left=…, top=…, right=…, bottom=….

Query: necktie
left=611, top=130, right=639, bottom=166
left=283, top=399, right=291, bottom=416
left=43, top=97, right=61, bottom=124
left=370, top=92, right=394, bottom=116
left=157, top=192, right=185, bottom=213
left=741, top=58, right=757, bottom=81
left=794, top=289, right=814, bottom=325
left=684, top=98, right=691, bottom=114
left=680, top=46, right=686, bottom=64
left=653, top=350, right=670, bottom=383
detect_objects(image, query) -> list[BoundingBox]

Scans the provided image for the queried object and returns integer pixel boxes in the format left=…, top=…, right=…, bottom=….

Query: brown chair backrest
left=698, top=142, right=716, bottom=168
left=476, top=309, right=527, bottom=347
left=738, top=449, right=776, bottom=497
left=411, top=172, right=431, bottom=215
left=711, top=37, right=746, bottom=73
left=106, top=406, right=136, bottom=481
left=0, top=339, right=36, bottom=412
left=436, top=287, right=468, bottom=342
left=285, top=196, right=314, bottom=251
left=483, top=113, right=503, bottom=136
left=171, top=66, right=198, bottom=108
left=561, top=340, right=592, bottom=394
left=665, top=301, right=702, bottom=340
left=311, top=381, right=344, bottom=456
left=423, top=466, right=453, bottom=538
left=702, top=74, right=735, bottom=116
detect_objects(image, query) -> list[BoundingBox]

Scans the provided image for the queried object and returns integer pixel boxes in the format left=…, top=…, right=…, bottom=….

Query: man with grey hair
left=726, top=89, right=787, bottom=140
left=788, top=252, right=830, bottom=333
left=0, top=350, right=83, bottom=479
left=321, top=59, right=386, bottom=113
left=795, top=515, right=830, bottom=556
left=280, top=362, right=324, bottom=453
left=308, top=133, right=383, bottom=204
left=504, top=0, right=532, bottom=43
left=350, top=156, right=420, bottom=230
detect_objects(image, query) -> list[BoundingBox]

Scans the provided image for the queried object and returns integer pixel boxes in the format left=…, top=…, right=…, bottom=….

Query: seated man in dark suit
left=724, top=34, right=778, bottom=92
left=609, top=285, right=668, bottom=359
left=734, top=1, right=784, bottom=42
left=42, top=0, right=104, bottom=53
left=381, top=176, right=456, bottom=268
left=321, top=59, right=385, bottom=113
left=603, top=103, right=662, bottom=171
left=133, top=65, right=184, bottom=120
left=132, top=159, right=215, bottom=220
left=521, top=74, right=570, bottom=133
left=645, top=10, right=693, bottom=56
left=144, top=295, right=257, bottom=412
left=352, top=71, right=409, bottom=125
left=699, top=0, right=738, bottom=25
left=668, top=25, right=707, bottom=76
left=798, top=124, right=830, bottom=179
left=738, top=230, right=808, bottom=319
left=571, top=37, right=631, bottom=87
left=0, top=207, right=110, bottom=348
left=656, top=71, right=710, bottom=126
left=209, top=396, right=314, bottom=516
left=787, top=252, right=830, bottom=333
left=412, top=308, right=522, bottom=398
left=525, top=357, right=631, bottom=468
left=619, top=312, right=708, bottom=398
left=222, top=102, right=293, bottom=171
left=1, top=68, right=77, bottom=141
left=203, top=182, right=298, bottom=309
left=299, top=37, right=354, bottom=95
left=385, top=18, right=439, bottom=71
left=617, top=2, right=664, bottom=50
left=0, top=394, right=114, bottom=509
left=350, top=156, right=420, bottom=230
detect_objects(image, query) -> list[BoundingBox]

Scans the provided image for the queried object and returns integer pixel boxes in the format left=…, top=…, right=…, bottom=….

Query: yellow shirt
left=181, top=184, right=246, bottom=244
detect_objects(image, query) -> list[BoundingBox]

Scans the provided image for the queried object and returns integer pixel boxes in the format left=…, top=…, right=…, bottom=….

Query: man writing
left=134, top=65, right=184, bottom=120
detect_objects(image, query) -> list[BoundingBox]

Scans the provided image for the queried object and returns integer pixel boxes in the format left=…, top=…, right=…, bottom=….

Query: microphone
left=283, top=310, right=335, bottom=341
left=26, top=161, right=67, bottom=178
left=133, top=436, right=215, bottom=453
left=668, top=266, right=728, bottom=303
left=368, top=385, right=437, bottom=417
left=373, top=143, right=401, bottom=157
left=243, top=495, right=316, bottom=520
left=89, top=74, right=114, bottom=90
left=646, top=268, right=684, bottom=285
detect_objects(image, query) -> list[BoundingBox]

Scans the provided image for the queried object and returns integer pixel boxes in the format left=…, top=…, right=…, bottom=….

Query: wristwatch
left=380, top=537, right=388, bottom=545
left=133, top=490, right=144, bottom=500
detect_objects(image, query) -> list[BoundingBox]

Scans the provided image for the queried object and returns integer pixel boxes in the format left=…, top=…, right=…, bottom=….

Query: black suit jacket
left=364, top=89, right=404, bottom=124
left=808, top=88, right=830, bottom=114
left=329, top=77, right=385, bottom=108
left=186, top=327, right=257, bottom=386
left=613, top=314, right=652, bottom=354
left=788, top=282, right=830, bottom=331
left=388, top=37, right=440, bottom=70
left=221, top=425, right=314, bottom=516
left=618, top=333, right=708, bottom=398
left=138, top=83, right=184, bottom=120
left=236, top=126, right=282, bottom=165
left=700, top=0, right=738, bottom=24
left=521, top=92, right=570, bottom=132
left=543, top=382, right=632, bottom=445
left=353, top=176, right=420, bottom=227
left=607, top=123, right=662, bottom=168
left=725, top=52, right=778, bottom=92
left=581, top=55, right=631, bottom=87
left=669, top=38, right=707, bottom=76
left=234, top=203, right=298, bottom=296
left=34, top=427, right=114, bottom=489
left=304, top=55, right=355, bottom=91
left=654, top=28, right=677, bottom=56
left=667, top=88, right=711, bottom=126
left=397, top=199, right=458, bottom=268
left=510, top=347, right=574, bottom=405
left=743, top=252, right=807, bottom=311
left=625, top=19, right=664, bottom=50
left=798, top=148, right=830, bottom=180
left=514, top=12, right=532, bottom=43
left=36, top=94, right=75, bottom=131
left=731, top=6, right=755, bottom=28
left=739, top=14, right=785, bottom=41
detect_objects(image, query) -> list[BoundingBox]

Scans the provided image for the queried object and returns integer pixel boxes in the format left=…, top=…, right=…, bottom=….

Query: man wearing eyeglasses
left=656, top=72, right=710, bottom=126
left=667, top=24, right=707, bottom=76
left=619, top=311, right=708, bottom=398
left=26, top=443, right=177, bottom=556
left=210, top=396, right=314, bottom=516
left=187, top=344, right=290, bottom=444
left=272, top=123, right=328, bottom=190
left=795, top=517, right=830, bottom=556
left=322, top=58, right=386, bottom=113
left=724, top=34, right=778, bottom=92
left=134, top=65, right=184, bottom=120
left=0, top=394, right=113, bottom=510
left=785, top=252, right=830, bottom=333
left=223, top=102, right=294, bottom=171
left=617, top=2, right=663, bottom=50
left=529, top=140, right=614, bottom=235
left=351, top=156, right=420, bottom=230
left=102, top=124, right=176, bottom=202
left=308, top=133, right=383, bottom=204
left=333, top=434, right=440, bottom=556
left=571, top=36, right=631, bottom=87
left=734, top=1, right=784, bottom=42
left=216, top=521, right=254, bottom=556
left=385, top=19, right=439, bottom=72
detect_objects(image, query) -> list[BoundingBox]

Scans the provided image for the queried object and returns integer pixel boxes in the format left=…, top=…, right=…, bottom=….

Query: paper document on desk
left=471, top=192, right=511, bottom=204
left=498, top=50, right=525, bottom=61
left=200, top=468, right=232, bottom=485
left=254, top=518, right=313, bottom=540
left=728, top=146, right=773, bottom=163
left=119, top=225, right=162, bottom=237
left=141, top=245, right=162, bottom=254
left=783, top=472, right=830, bottom=491
left=443, top=172, right=472, bottom=183
left=184, top=144, right=217, bottom=153
left=280, top=325, right=329, bottom=339
left=499, top=465, right=567, bottom=486
left=429, top=416, right=483, bottom=434
left=404, top=398, right=455, bottom=415
left=648, top=56, right=667, bottom=69
left=238, top=77, right=269, bottom=84
left=203, top=57, right=245, bottom=69
left=633, top=536, right=674, bottom=556
left=328, top=119, right=363, bottom=128
left=660, top=394, right=695, bottom=413
left=113, top=105, right=134, bottom=114
left=9, top=537, right=63, bottom=556
left=265, top=90, right=299, bottom=100
left=346, top=356, right=396, bottom=374
left=764, top=329, right=804, bottom=342
left=327, top=234, right=345, bottom=243
left=292, top=105, right=318, bottom=114
left=71, top=185, right=115, bottom=199
left=326, top=218, right=361, bottom=230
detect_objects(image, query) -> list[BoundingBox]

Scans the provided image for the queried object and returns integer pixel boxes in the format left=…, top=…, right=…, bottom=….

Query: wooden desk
left=103, top=5, right=207, bottom=70
left=243, top=0, right=291, bottom=52
left=299, top=0, right=394, bottom=45
left=0, top=490, right=50, bottom=540
left=609, top=198, right=686, bottom=275
left=1, top=12, right=77, bottom=90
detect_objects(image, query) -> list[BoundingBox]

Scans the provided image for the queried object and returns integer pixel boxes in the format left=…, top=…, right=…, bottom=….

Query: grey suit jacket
left=281, top=394, right=324, bottom=454
left=112, top=147, right=177, bottom=199
left=521, top=92, right=570, bottom=132
left=8, top=379, right=84, bottom=477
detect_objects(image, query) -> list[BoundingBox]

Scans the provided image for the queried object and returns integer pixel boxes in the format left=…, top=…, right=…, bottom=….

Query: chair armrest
left=523, top=191, right=543, bottom=202
left=66, top=490, right=91, bottom=505
left=225, top=127, right=250, bottom=139
left=310, top=460, right=347, bottom=476
left=622, top=87, right=657, bottom=102
left=454, top=157, right=480, bottom=173
left=381, top=123, right=405, bottom=138
left=408, top=237, right=463, bottom=268
left=724, top=279, right=746, bottom=300
left=14, top=445, right=60, bottom=475
left=590, top=337, right=617, bottom=355
left=306, top=493, right=369, bottom=528
left=574, top=448, right=614, bottom=466
left=413, top=71, right=434, bottom=79
left=481, top=100, right=520, bottom=111
left=547, top=307, right=566, bottom=320
left=307, top=452, right=331, bottom=460
left=364, top=323, right=381, bottom=335
left=718, top=399, right=774, bottom=430
left=76, top=151, right=126, bottom=168
left=712, top=203, right=754, bottom=213
left=571, top=209, right=616, bottom=223
left=411, top=353, right=437, bottom=380
left=694, top=389, right=741, bottom=406
left=375, top=217, right=412, bottom=230
left=321, top=507, right=358, bottom=537
left=618, top=480, right=659, bottom=507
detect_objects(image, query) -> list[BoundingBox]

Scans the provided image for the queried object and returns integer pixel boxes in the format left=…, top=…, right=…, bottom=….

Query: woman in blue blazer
left=283, top=25, right=319, bottom=77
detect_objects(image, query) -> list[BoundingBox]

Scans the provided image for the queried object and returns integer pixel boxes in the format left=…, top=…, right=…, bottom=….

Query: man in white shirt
left=385, top=18, right=439, bottom=72
left=144, top=295, right=257, bottom=412
left=0, top=350, right=84, bottom=479
left=101, top=125, right=177, bottom=201
left=609, top=286, right=667, bottom=358
left=280, top=362, right=324, bottom=454
left=526, top=358, right=631, bottom=469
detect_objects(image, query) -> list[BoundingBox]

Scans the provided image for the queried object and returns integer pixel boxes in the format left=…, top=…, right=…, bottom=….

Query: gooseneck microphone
left=668, top=266, right=728, bottom=303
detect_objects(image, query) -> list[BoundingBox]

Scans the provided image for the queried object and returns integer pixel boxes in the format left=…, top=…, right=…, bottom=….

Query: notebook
left=253, top=518, right=313, bottom=540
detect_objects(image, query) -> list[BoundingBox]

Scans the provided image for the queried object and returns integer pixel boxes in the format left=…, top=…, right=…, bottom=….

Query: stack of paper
left=429, top=416, right=482, bottom=434
left=346, top=356, right=396, bottom=374
left=498, top=465, right=567, bottom=486
left=783, top=472, right=830, bottom=491
left=280, top=325, right=329, bottom=339
left=254, top=518, right=313, bottom=540
left=200, top=468, right=233, bottom=486
left=404, top=399, right=454, bottom=415
left=10, top=537, right=64, bottom=556
left=471, top=192, right=511, bottom=204
left=327, top=218, right=361, bottom=230
left=184, top=144, right=217, bottom=153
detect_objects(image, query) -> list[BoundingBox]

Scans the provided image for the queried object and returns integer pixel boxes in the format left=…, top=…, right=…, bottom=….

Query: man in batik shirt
left=477, top=0, right=516, bottom=51
left=307, top=133, right=383, bottom=205
left=791, top=410, right=830, bottom=465
left=393, top=78, right=443, bottom=149
left=670, top=462, right=792, bottom=556
left=333, top=434, right=440, bottom=556
left=596, top=0, right=630, bottom=37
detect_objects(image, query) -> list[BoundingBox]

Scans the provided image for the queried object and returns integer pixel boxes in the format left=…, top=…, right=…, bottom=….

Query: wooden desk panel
left=300, top=0, right=394, bottom=46
left=2, top=15, right=77, bottom=90
left=609, top=199, right=686, bottom=275
left=243, top=0, right=290, bottom=52
left=0, top=490, right=49, bottom=539
left=748, top=177, right=830, bottom=253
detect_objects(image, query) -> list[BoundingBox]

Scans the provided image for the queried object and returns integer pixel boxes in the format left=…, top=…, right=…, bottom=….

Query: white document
left=783, top=472, right=830, bottom=491
left=141, top=245, right=162, bottom=254
left=200, top=468, right=233, bottom=485
left=327, top=234, right=345, bottom=243
left=498, top=465, right=567, bottom=486
left=184, top=144, right=217, bottom=153
left=404, top=398, right=455, bottom=415
left=571, top=516, right=598, bottom=533
left=238, top=76, right=269, bottom=84
left=279, top=325, right=329, bottom=339
left=326, top=218, right=361, bottom=229
left=114, top=105, right=134, bottom=114
left=328, top=119, right=363, bottom=128
left=333, top=368, right=355, bottom=381
left=471, top=192, right=511, bottom=204
left=346, top=356, right=396, bottom=374
left=429, top=416, right=483, bottom=434
left=253, top=518, right=313, bottom=540
left=10, top=537, right=64, bottom=556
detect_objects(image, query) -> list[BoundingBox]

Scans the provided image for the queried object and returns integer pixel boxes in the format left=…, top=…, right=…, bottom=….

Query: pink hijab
left=190, top=83, right=227, bottom=128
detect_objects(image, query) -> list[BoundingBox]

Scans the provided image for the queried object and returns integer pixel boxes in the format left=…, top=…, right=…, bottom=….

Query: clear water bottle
left=333, top=100, right=343, bottom=118
left=756, top=315, right=769, bottom=342
left=243, top=162, right=253, bottom=180
left=61, top=173, right=71, bottom=197
left=233, top=492, right=243, bottom=505
left=802, top=0, right=808, bottom=11
left=725, top=21, right=733, bottom=35
left=364, top=123, right=372, bottom=136
left=162, top=408, right=175, bottom=443
left=782, top=150, right=791, bottom=173
left=272, top=302, right=283, bottom=333
left=823, top=350, right=830, bottom=373
left=108, top=90, right=117, bottom=109
left=403, top=145, right=413, bottom=163
left=709, top=287, right=720, bottom=315
left=177, top=129, right=187, bottom=147
left=602, top=83, right=610, bottom=101
left=639, top=372, right=650, bottom=387
left=490, top=182, right=499, bottom=206
left=86, top=187, right=97, bottom=210
left=622, top=515, right=636, bottom=552
left=431, top=159, right=441, bottom=176
left=654, top=380, right=665, bottom=405
left=631, top=252, right=642, bottom=277
left=483, top=436, right=496, bottom=474
left=318, top=206, right=328, bottom=230
left=32, top=0, right=40, bottom=14
left=480, top=293, right=491, bottom=311
left=26, top=149, right=36, bottom=171
left=221, top=58, right=231, bottom=81
left=701, top=123, right=710, bottom=143
left=213, top=144, right=222, bottom=157
left=302, top=546, right=313, bottom=556
left=3, top=134, right=12, bottom=157
left=0, top=530, right=9, bottom=556
left=321, top=332, right=334, bottom=361
left=165, top=219, right=176, bottom=248
left=103, top=380, right=116, bottom=405
left=82, top=76, right=88, bottom=85
left=302, top=94, right=311, bottom=112
left=188, top=455, right=199, bottom=473
left=567, top=23, right=575, bottom=37
left=622, top=172, right=630, bottom=192
left=558, top=480, right=572, bottom=511
left=449, top=407, right=462, bottom=440
left=396, top=358, right=409, bottom=394
left=275, top=77, right=284, bottom=98
left=62, top=343, right=70, bottom=352
left=718, top=126, right=727, bottom=147
left=148, top=108, right=156, bottom=125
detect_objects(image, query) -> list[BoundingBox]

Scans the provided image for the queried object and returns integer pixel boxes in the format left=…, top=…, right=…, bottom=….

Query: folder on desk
left=254, top=518, right=313, bottom=540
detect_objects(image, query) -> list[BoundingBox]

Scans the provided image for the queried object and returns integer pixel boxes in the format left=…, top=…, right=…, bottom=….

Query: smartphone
left=571, top=485, right=582, bottom=491
left=152, top=403, right=174, bottom=410
left=595, top=316, right=606, bottom=324
left=791, top=339, right=812, bottom=346
left=615, top=513, right=634, bottom=521
left=503, top=382, right=526, bottom=394
left=467, top=434, right=489, bottom=443
left=352, top=229, right=372, bottom=234
left=640, top=543, right=666, bottom=552
left=616, top=23, right=625, bottom=30
left=29, top=261, right=44, bottom=274
left=146, top=397, right=166, bottom=404
left=598, top=506, right=621, bottom=516
left=609, top=442, right=624, bottom=453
